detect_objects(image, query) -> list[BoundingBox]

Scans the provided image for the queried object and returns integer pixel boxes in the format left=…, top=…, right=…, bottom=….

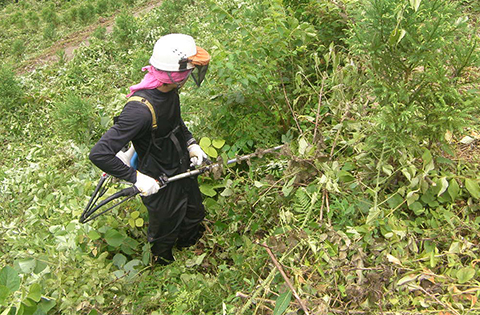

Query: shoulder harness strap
left=128, top=96, right=157, bottom=130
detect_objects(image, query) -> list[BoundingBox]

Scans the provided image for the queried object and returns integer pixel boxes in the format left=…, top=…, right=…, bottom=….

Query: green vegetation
left=1, top=0, right=480, bottom=314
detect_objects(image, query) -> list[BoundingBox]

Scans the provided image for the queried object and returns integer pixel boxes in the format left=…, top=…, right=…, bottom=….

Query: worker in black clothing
left=89, top=33, right=211, bottom=265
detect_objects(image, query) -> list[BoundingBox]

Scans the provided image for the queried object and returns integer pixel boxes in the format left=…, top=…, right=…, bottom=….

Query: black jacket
left=89, top=88, right=195, bottom=183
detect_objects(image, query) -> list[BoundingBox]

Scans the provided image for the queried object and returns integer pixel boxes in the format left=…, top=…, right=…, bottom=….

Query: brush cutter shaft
left=80, top=145, right=284, bottom=223
left=167, top=145, right=284, bottom=183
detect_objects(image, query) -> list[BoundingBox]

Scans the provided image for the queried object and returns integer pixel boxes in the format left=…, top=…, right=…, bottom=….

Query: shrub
left=26, top=11, right=40, bottom=29
left=112, top=11, right=139, bottom=46
left=53, top=93, right=97, bottom=143
left=0, top=64, right=24, bottom=111
left=67, top=7, right=78, bottom=23
left=11, top=12, right=25, bottom=28
left=40, top=4, right=58, bottom=25
left=92, top=26, right=107, bottom=40
left=95, top=0, right=109, bottom=15
left=43, top=22, right=57, bottom=41
left=284, top=0, right=349, bottom=49
left=347, top=0, right=479, bottom=156
left=11, top=39, right=25, bottom=57
left=78, top=4, right=96, bottom=25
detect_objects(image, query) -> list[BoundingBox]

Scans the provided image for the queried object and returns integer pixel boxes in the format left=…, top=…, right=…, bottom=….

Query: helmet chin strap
left=166, top=71, right=191, bottom=90
left=166, top=72, right=181, bottom=89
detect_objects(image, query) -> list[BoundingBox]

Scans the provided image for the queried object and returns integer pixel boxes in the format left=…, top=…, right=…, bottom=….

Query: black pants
left=141, top=176, right=205, bottom=261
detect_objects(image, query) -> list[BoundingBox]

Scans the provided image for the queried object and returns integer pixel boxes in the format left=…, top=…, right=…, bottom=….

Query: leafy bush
left=112, top=11, right=139, bottom=46
left=0, top=64, right=24, bottom=111
left=40, top=4, right=58, bottom=25
left=78, top=3, right=96, bottom=25
left=11, top=39, right=25, bottom=57
left=347, top=0, right=479, bottom=156
left=95, top=0, right=109, bottom=15
left=92, top=26, right=107, bottom=40
left=43, top=22, right=57, bottom=41
left=284, top=0, right=349, bottom=49
left=53, top=92, right=97, bottom=143
left=25, top=11, right=39, bottom=29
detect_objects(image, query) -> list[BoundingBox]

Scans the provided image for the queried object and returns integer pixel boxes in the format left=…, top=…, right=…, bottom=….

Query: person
left=89, top=33, right=211, bottom=265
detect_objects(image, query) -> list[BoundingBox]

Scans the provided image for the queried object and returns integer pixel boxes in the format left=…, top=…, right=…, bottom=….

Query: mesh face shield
left=179, top=46, right=211, bottom=87
left=190, top=65, right=209, bottom=87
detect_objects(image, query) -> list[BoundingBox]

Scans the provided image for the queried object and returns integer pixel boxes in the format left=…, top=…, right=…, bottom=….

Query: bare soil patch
left=17, top=0, right=162, bottom=74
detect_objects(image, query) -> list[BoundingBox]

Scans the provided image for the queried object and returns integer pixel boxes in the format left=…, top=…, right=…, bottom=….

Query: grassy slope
left=1, top=0, right=480, bottom=314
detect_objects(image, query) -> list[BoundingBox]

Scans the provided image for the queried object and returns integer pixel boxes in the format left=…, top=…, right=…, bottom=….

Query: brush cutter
left=80, top=145, right=284, bottom=223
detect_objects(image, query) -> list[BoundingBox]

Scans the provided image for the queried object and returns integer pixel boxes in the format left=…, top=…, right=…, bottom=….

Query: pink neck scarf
left=126, top=66, right=191, bottom=97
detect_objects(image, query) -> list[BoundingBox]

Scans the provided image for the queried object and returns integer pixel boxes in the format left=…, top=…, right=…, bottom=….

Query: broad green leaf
left=382, top=164, right=393, bottom=176
left=366, top=206, right=382, bottom=225
left=17, top=258, right=36, bottom=274
left=200, top=184, right=217, bottom=197
left=273, top=291, right=292, bottom=315
left=298, top=137, right=308, bottom=155
left=0, top=266, right=20, bottom=292
left=338, top=170, right=354, bottom=183
left=124, top=260, right=142, bottom=273
left=457, top=267, right=475, bottom=284
left=282, top=176, right=296, bottom=197
left=409, top=0, right=421, bottom=11
left=142, top=244, right=151, bottom=266
left=389, top=28, right=406, bottom=46
left=436, top=177, right=448, bottom=196
left=113, top=270, right=125, bottom=279
left=135, top=218, right=144, bottom=227
left=408, top=201, right=424, bottom=214
left=104, top=229, right=125, bottom=247
left=254, top=181, right=264, bottom=188
left=449, top=241, right=461, bottom=254
left=205, top=146, right=218, bottom=158
left=386, top=193, right=403, bottom=209
left=465, top=179, right=480, bottom=199
left=186, top=253, right=207, bottom=267
left=38, top=298, right=56, bottom=313
left=220, top=188, right=233, bottom=197
left=33, top=260, right=47, bottom=275
left=100, top=116, right=110, bottom=128
left=130, top=211, right=139, bottom=219
left=19, top=301, right=38, bottom=315
left=0, top=285, right=10, bottom=305
left=199, top=137, right=211, bottom=149
left=406, top=191, right=419, bottom=206
left=27, top=283, right=42, bottom=302
left=448, top=178, right=460, bottom=201
left=95, top=295, right=105, bottom=305
left=422, top=149, right=434, bottom=173
left=87, top=230, right=101, bottom=241
left=113, top=254, right=127, bottom=268
left=212, top=139, right=225, bottom=149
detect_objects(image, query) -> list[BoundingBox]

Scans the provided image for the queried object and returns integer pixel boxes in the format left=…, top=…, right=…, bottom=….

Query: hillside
left=1, top=0, right=480, bottom=314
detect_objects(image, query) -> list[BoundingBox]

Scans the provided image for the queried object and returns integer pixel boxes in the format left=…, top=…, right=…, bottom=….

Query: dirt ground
left=17, top=0, right=162, bottom=74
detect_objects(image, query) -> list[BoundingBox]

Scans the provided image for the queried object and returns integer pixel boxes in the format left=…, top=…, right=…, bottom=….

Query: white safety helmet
left=149, top=33, right=211, bottom=86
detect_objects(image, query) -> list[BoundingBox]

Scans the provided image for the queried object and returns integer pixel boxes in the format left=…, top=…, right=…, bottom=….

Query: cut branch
left=259, top=243, right=310, bottom=315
